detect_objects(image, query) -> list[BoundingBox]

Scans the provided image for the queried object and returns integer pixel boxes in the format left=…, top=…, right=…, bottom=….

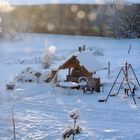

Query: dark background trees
left=0, top=3, right=140, bottom=38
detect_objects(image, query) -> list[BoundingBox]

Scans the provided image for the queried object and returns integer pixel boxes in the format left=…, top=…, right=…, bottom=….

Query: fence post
left=108, top=61, right=110, bottom=79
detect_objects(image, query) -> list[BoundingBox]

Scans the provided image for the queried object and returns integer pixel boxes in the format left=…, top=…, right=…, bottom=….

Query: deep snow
left=0, top=33, right=140, bottom=140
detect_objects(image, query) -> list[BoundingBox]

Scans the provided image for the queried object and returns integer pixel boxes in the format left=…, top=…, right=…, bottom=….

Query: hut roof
left=59, top=51, right=103, bottom=73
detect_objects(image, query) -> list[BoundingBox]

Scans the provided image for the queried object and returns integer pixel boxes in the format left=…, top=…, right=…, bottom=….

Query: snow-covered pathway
left=0, top=34, right=140, bottom=139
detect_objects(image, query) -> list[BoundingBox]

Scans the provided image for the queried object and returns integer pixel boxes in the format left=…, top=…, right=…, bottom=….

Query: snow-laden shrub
left=62, top=126, right=74, bottom=140
left=40, top=71, right=51, bottom=83
left=93, top=50, right=104, bottom=56
left=62, top=109, right=81, bottom=140
left=34, top=72, right=41, bottom=83
left=88, top=47, right=104, bottom=56
left=15, top=67, right=51, bottom=83
left=15, top=67, right=37, bottom=82
left=62, top=125, right=81, bottom=140
left=42, top=46, right=56, bottom=68
left=69, top=108, right=80, bottom=120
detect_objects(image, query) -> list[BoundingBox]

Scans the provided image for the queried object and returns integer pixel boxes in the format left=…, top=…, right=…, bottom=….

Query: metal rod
left=129, top=64, right=140, bottom=87
left=122, top=68, right=136, bottom=104
left=127, top=81, right=136, bottom=104
left=116, top=77, right=125, bottom=95
left=105, top=67, right=123, bottom=102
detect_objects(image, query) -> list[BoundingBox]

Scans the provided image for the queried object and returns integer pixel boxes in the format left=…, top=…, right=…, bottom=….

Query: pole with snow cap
left=83, top=45, right=86, bottom=51
left=108, top=61, right=111, bottom=79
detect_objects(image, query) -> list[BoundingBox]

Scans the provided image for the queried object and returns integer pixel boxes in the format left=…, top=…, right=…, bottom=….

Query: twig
left=12, top=96, right=16, bottom=139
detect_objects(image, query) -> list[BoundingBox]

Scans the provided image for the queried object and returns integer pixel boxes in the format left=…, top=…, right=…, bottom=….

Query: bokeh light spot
left=70, top=5, right=78, bottom=12
left=77, top=10, right=86, bottom=19
left=46, top=23, right=55, bottom=31
left=48, top=45, right=56, bottom=54
left=88, top=12, right=97, bottom=21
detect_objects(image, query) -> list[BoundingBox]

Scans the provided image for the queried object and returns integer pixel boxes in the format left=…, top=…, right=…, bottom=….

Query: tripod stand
left=105, top=62, right=140, bottom=104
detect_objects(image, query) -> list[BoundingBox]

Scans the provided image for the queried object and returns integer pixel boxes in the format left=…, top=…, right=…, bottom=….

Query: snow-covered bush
left=62, top=109, right=81, bottom=140
left=62, top=126, right=74, bottom=140
left=93, top=49, right=104, bottom=56
left=15, top=67, right=35, bottom=82
left=69, top=108, right=80, bottom=120
left=15, top=67, right=51, bottom=83
left=88, top=47, right=104, bottom=56
left=97, top=0, right=139, bottom=39
left=40, top=71, right=51, bottom=83
left=62, top=126, right=81, bottom=140
left=42, top=46, right=56, bottom=68
left=0, top=1, right=16, bottom=40
left=34, top=72, right=41, bottom=83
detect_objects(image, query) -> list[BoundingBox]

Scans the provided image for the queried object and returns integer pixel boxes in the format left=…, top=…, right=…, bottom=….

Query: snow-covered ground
left=0, top=33, right=140, bottom=140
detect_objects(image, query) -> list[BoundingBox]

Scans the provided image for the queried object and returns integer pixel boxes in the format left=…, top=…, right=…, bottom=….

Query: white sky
left=7, top=0, right=140, bottom=5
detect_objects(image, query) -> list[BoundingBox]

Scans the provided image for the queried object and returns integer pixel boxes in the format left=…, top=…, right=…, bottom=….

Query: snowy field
left=0, top=33, right=140, bottom=140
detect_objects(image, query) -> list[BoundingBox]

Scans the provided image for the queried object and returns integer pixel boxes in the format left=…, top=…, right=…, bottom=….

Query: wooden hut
left=55, top=51, right=103, bottom=83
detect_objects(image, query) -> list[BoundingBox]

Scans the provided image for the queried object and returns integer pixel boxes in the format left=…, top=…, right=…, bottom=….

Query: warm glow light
left=88, top=12, right=97, bottom=21
left=77, top=10, right=86, bottom=19
left=48, top=46, right=56, bottom=54
left=0, top=0, right=15, bottom=12
left=70, top=5, right=78, bottom=12
left=46, top=23, right=55, bottom=31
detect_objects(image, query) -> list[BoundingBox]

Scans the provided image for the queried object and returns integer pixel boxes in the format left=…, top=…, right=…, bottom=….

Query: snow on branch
left=69, top=108, right=80, bottom=120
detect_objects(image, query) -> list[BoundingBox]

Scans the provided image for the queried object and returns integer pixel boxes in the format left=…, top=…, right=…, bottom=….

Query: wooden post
left=83, top=45, right=85, bottom=51
left=125, top=62, right=128, bottom=82
left=128, top=44, right=132, bottom=54
left=78, top=47, right=82, bottom=52
left=108, top=61, right=110, bottom=79
left=101, top=84, right=104, bottom=92
left=68, top=68, right=71, bottom=75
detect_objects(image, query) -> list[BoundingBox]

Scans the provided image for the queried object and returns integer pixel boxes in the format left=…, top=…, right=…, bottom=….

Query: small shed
left=52, top=51, right=103, bottom=83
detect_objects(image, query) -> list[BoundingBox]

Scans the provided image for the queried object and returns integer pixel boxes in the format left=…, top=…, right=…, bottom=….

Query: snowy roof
left=60, top=51, right=104, bottom=73
left=9, top=0, right=140, bottom=5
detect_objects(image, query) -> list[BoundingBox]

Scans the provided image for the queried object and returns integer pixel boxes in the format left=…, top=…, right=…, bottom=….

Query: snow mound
left=58, top=81, right=79, bottom=88
left=15, top=67, right=50, bottom=83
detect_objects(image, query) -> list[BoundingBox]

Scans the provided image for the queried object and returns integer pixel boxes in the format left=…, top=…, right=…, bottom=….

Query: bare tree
left=104, top=0, right=125, bottom=38
left=103, top=0, right=138, bottom=39
left=96, top=5, right=108, bottom=35
left=0, top=0, right=33, bottom=40
left=42, top=46, right=55, bottom=68
left=0, top=0, right=15, bottom=39
left=121, top=5, right=138, bottom=38
left=13, top=18, right=33, bottom=40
